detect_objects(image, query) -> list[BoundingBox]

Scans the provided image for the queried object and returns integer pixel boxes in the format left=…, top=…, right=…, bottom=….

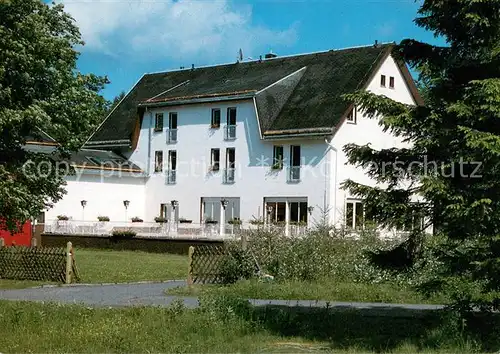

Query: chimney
left=374, top=40, right=379, bottom=48
left=191, top=64, right=195, bottom=70
left=264, top=50, right=277, bottom=59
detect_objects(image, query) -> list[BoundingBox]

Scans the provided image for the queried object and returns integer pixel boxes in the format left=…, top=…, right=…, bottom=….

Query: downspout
left=146, top=108, right=153, bottom=176
left=325, top=138, right=338, bottom=225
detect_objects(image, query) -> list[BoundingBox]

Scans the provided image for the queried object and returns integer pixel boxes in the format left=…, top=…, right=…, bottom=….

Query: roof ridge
left=145, top=42, right=395, bottom=77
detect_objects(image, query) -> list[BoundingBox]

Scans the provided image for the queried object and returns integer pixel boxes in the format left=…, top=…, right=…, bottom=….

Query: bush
left=219, top=242, right=256, bottom=284
left=111, top=229, right=137, bottom=239
left=97, top=216, right=110, bottom=222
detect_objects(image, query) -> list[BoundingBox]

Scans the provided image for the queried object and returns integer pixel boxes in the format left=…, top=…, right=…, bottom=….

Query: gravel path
left=0, top=281, right=445, bottom=312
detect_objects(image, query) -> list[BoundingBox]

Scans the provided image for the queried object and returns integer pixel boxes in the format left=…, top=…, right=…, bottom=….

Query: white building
left=40, top=43, right=422, bottom=237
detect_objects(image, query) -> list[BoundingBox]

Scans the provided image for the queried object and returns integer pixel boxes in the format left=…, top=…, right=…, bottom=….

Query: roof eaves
left=263, top=127, right=334, bottom=138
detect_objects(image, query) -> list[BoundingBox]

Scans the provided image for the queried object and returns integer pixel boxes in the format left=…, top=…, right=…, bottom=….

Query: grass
left=166, top=278, right=447, bottom=304
left=0, top=298, right=498, bottom=353
left=0, top=248, right=188, bottom=289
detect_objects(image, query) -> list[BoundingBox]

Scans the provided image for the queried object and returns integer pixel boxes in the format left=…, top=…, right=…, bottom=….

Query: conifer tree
left=342, top=0, right=500, bottom=311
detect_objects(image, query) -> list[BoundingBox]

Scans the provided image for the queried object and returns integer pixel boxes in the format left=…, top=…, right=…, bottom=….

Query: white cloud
left=57, top=0, right=298, bottom=62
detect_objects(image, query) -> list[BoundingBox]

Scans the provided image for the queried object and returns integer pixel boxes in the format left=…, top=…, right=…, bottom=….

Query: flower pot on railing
left=131, top=217, right=143, bottom=223
left=205, top=218, right=218, bottom=225
left=154, top=216, right=168, bottom=223
left=179, top=218, right=193, bottom=224
left=97, top=216, right=110, bottom=222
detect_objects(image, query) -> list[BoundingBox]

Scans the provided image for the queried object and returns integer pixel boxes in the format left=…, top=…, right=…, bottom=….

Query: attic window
left=346, top=107, right=357, bottom=124
left=380, top=75, right=386, bottom=87
left=389, top=76, right=395, bottom=89
left=154, top=113, right=164, bottom=132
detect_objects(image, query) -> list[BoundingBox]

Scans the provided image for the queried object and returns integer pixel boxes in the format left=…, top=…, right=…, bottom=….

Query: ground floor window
left=159, top=202, right=179, bottom=221
left=200, top=197, right=240, bottom=223
left=345, top=199, right=364, bottom=229
left=264, top=197, right=308, bottom=224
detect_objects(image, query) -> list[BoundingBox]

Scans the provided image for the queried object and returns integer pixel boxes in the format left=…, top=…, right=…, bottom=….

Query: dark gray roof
left=86, top=44, right=398, bottom=146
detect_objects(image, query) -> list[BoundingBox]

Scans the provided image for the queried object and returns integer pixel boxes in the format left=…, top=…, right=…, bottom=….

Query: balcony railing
left=223, top=168, right=235, bottom=184
left=224, top=125, right=236, bottom=140
left=166, top=129, right=177, bottom=143
left=287, top=166, right=301, bottom=182
left=166, top=170, right=176, bottom=184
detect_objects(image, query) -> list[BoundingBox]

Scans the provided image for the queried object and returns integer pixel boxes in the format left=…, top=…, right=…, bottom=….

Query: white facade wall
left=328, top=55, right=417, bottom=226
left=45, top=172, right=146, bottom=222
left=129, top=100, right=329, bottom=224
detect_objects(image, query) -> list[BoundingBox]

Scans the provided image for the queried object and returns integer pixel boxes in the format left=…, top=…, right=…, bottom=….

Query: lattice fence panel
left=0, top=246, right=79, bottom=283
left=190, top=244, right=228, bottom=284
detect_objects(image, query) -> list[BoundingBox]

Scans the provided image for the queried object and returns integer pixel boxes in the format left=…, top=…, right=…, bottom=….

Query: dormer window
left=380, top=75, right=386, bottom=87
left=346, top=107, right=357, bottom=124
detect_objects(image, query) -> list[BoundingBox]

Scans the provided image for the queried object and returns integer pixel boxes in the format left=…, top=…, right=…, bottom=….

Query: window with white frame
left=345, top=200, right=364, bottom=229
left=210, top=148, right=220, bottom=171
left=154, top=113, right=163, bottom=131
left=211, top=108, right=221, bottom=128
left=154, top=151, right=163, bottom=172
left=380, top=74, right=386, bottom=87
left=346, top=106, right=357, bottom=124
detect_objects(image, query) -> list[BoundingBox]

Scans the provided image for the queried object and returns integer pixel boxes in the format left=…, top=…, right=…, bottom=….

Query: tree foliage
left=342, top=0, right=500, bottom=312
left=0, top=0, right=108, bottom=231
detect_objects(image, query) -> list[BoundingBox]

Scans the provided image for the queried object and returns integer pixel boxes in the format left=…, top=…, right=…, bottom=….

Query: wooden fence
left=0, top=240, right=79, bottom=284
left=187, top=244, right=227, bottom=284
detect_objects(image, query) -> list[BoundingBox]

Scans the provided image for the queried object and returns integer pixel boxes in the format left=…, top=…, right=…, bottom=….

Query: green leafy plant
left=179, top=217, right=192, bottom=224
left=57, top=215, right=69, bottom=221
left=205, top=217, right=218, bottom=225
left=154, top=216, right=168, bottom=223
left=218, top=242, right=256, bottom=284
left=97, top=216, right=110, bottom=222
left=249, top=218, right=264, bottom=225
left=228, top=218, right=242, bottom=225
left=131, top=217, right=143, bottom=223
left=111, top=229, right=137, bottom=239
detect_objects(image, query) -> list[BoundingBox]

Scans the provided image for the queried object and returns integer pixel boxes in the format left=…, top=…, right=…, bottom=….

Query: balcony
left=224, top=125, right=236, bottom=140
left=166, top=170, right=176, bottom=184
left=287, top=166, right=301, bottom=182
left=223, top=168, right=236, bottom=184
left=166, top=129, right=177, bottom=144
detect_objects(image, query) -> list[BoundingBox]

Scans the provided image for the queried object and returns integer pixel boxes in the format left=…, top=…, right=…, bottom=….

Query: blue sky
left=56, top=0, right=441, bottom=100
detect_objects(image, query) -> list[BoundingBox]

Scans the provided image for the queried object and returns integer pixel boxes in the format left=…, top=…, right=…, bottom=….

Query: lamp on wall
left=170, top=200, right=178, bottom=210
left=80, top=200, right=87, bottom=221
left=307, top=206, right=314, bottom=215
left=220, top=198, right=228, bottom=209
left=123, top=200, right=130, bottom=222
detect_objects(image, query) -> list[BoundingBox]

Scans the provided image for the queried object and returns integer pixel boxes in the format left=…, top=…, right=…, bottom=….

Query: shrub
left=228, top=218, right=241, bottom=225
left=57, top=215, right=69, bottom=221
left=249, top=218, right=264, bottom=225
left=111, top=229, right=137, bottom=239
left=97, top=216, right=110, bottom=222
left=154, top=216, right=168, bottom=223
left=131, top=217, right=143, bottom=223
left=219, top=242, right=256, bottom=284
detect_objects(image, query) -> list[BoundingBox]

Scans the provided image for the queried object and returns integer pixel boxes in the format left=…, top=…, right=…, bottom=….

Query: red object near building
left=0, top=221, right=32, bottom=246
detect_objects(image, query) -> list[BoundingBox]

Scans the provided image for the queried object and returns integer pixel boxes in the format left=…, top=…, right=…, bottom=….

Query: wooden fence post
left=0, top=238, right=4, bottom=248
left=187, top=246, right=194, bottom=286
left=65, top=242, right=72, bottom=284
left=31, top=237, right=37, bottom=247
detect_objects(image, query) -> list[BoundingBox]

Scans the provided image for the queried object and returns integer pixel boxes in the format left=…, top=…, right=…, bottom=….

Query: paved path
left=0, top=281, right=445, bottom=312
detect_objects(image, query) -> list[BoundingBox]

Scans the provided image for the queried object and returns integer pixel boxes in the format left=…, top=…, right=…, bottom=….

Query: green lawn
left=0, top=299, right=496, bottom=353
left=0, top=249, right=188, bottom=289
left=166, top=278, right=447, bottom=305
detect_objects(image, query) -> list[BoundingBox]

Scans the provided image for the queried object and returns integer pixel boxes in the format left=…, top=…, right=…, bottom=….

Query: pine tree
left=342, top=1, right=500, bottom=312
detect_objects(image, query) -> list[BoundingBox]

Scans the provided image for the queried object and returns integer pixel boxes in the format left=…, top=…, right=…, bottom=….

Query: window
left=380, top=75, right=386, bottom=87
left=154, top=151, right=163, bottom=172
left=210, top=148, right=220, bottom=171
left=346, top=200, right=364, bottom=229
left=167, top=150, right=177, bottom=184
left=160, top=203, right=168, bottom=218
left=227, top=107, right=237, bottom=126
left=346, top=106, right=357, bottom=124
left=167, top=112, right=178, bottom=143
left=288, top=145, right=301, bottom=182
left=272, top=145, right=284, bottom=169
left=224, top=148, right=236, bottom=183
left=389, top=76, right=395, bottom=89
left=211, top=109, right=221, bottom=128
left=154, top=113, right=164, bottom=131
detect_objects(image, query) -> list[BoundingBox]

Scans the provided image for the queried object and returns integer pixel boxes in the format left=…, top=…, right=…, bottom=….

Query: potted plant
left=154, top=216, right=168, bottom=223
left=228, top=217, right=242, bottom=225
left=205, top=217, right=218, bottom=225
left=57, top=215, right=69, bottom=221
left=131, top=217, right=143, bottom=223
left=179, top=217, right=192, bottom=224
left=97, top=216, right=110, bottom=222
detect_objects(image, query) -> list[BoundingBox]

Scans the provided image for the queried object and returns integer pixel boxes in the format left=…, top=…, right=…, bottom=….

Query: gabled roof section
left=86, top=43, right=394, bottom=146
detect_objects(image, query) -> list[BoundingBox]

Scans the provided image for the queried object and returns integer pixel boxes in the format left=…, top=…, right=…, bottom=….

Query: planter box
left=179, top=220, right=193, bottom=224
